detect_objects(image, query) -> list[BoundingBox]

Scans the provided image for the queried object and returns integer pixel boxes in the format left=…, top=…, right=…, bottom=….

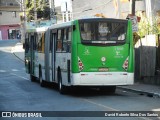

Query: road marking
left=10, top=73, right=29, bottom=80
left=22, top=68, right=25, bottom=70
left=81, top=98, right=119, bottom=111
left=0, top=70, right=6, bottom=72
left=11, top=69, right=19, bottom=72
left=80, top=98, right=152, bottom=120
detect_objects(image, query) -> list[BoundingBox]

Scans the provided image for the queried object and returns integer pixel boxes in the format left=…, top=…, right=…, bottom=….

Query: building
left=0, top=0, right=21, bottom=40
left=72, top=0, right=160, bottom=20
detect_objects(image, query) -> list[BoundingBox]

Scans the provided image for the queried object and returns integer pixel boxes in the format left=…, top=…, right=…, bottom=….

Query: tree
left=136, top=15, right=160, bottom=45
left=26, top=0, right=50, bottom=21
left=137, top=16, right=160, bottom=38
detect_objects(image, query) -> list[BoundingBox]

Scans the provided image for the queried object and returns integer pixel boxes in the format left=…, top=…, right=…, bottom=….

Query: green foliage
left=26, top=0, right=50, bottom=21
left=137, top=16, right=160, bottom=38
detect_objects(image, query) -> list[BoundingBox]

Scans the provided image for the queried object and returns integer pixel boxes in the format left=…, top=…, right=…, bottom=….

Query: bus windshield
left=79, top=20, right=127, bottom=44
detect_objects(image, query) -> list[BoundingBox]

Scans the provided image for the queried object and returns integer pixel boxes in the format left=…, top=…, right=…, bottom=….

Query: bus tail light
left=123, top=57, right=129, bottom=71
left=78, top=57, right=84, bottom=71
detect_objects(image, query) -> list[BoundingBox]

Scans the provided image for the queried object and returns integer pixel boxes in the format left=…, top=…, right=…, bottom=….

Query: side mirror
left=72, top=25, right=76, bottom=31
left=23, top=43, right=25, bottom=49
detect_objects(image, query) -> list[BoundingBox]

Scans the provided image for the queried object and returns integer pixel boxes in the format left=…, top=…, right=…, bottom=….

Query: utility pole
left=146, top=0, right=152, bottom=26
left=49, top=0, right=56, bottom=24
left=61, top=0, right=73, bottom=22
left=34, top=0, right=37, bottom=27
left=65, top=2, right=69, bottom=22
left=21, top=0, right=26, bottom=43
left=117, top=0, right=121, bottom=18
left=15, top=0, right=26, bottom=43
left=130, top=0, right=136, bottom=15
left=49, top=0, right=54, bottom=9
left=113, top=0, right=121, bottom=19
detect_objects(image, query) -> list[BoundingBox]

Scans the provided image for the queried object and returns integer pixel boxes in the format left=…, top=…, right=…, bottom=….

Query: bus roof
left=26, top=26, right=48, bottom=33
left=48, top=18, right=128, bottom=30
left=49, top=21, right=72, bottom=29
left=78, top=17, right=128, bottom=22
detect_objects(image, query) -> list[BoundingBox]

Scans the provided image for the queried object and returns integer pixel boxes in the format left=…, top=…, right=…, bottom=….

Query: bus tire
left=28, top=61, right=31, bottom=74
left=39, top=65, right=45, bottom=87
left=58, top=68, right=66, bottom=94
left=100, top=86, right=116, bottom=94
left=108, top=86, right=116, bottom=93
left=30, top=74, right=35, bottom=82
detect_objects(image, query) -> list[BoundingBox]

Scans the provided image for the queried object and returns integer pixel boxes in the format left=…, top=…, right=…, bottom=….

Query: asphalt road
left=0, top=40, right=160, bottom=120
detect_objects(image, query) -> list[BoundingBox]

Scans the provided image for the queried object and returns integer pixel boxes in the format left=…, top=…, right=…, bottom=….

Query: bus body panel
left=71, top=72, right=134, bottom=86
left=34, top=52, right=45, bottom=79
left=77, top=44, right=129, bottom=72
left=70, top=18, right=134, bottom=86
left=55, top=53, right=71, bottom=85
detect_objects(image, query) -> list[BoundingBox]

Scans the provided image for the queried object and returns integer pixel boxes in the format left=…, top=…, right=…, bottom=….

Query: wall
left=0, top=25, right=8, bottom=39
left=72, top=0, right=117, bottom=19
left=0, top=11, right=21, bottom=26
left=72, top=0, right=145, bottom=19
left=134, top=35, right=159, bottom=84
left=0, top=0, right=20, bottom=40
left=0, top=24, right=20, bottom=40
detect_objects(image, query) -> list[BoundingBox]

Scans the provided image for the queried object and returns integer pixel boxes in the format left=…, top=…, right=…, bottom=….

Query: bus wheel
left=108, top=86, right=116, bottom=93
left=58, top=69, right=66, bottom=94
left=30, top=74, right=36, bottom=82
left=100, top=86, right=116, bottom=94
left=39, top=65, right=45, bottom=87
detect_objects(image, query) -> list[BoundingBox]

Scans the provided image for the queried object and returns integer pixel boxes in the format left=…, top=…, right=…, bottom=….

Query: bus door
left=50, top=31, right=56, bottom=81
left=29, top=34, right=35, bottom=75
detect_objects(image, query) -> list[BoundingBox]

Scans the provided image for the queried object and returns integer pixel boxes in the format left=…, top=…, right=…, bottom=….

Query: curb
left=117, top=86, right=160, bottom=98
left=12, top=52, right=25, bottom=63
left=11, top=43, right=25, bottom=63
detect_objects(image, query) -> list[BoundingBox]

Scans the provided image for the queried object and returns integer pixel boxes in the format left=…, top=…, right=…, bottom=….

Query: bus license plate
left=98, top=68, right=109, bottom=72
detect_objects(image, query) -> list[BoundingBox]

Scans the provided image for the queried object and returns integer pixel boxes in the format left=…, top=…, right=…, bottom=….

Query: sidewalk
left=11, top=42, right=24, bottom=62
left=11, top=42, right=160, bottom=98
left=118, top=84, right=160, bottom=98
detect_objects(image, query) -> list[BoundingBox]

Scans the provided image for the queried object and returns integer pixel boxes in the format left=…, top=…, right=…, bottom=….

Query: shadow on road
left=30, top=79, right=126, bottom=97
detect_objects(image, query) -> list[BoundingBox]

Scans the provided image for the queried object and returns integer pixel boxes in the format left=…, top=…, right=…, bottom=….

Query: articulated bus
left=24, top=18, right=134, bottom=94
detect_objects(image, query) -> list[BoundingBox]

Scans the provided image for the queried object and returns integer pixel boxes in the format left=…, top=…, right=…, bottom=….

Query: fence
left=134, top=35, right=160, bottom=85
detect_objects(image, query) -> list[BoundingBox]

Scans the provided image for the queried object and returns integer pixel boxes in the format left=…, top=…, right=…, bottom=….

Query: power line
left=73, top=0, right=112, bottom=15
left=0, top=0, right=113, bottom=16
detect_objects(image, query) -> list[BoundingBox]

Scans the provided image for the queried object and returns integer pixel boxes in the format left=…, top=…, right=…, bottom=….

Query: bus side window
left=37, top=32, right=45, bottom=53
left=42, top=33, right=45, bottom=53
left=50, top=29, right=57, bottom=52
left=56, top=29, right=62, bottom=52
left=67, top=27, right=71, bottom=53
left=33, top=33, right=37, bottom=50
left=62, top=28, right=67, bottom=52
left=25, top=33, right=29, bottom=53
left=62, top=27, right=71, bottom=53
left=38, top=33, right=42, bottom=52
left=50, top=33, right=53, bottom=52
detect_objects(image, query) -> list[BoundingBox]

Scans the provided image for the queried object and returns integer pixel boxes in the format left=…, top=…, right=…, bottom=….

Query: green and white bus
left=24, top=18, right=134, bottom=94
